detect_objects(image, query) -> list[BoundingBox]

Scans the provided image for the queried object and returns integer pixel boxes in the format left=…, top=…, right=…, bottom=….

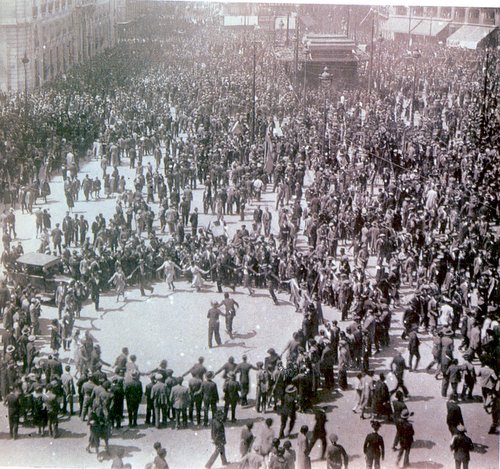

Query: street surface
left=0, top=151, right=497, bottom=469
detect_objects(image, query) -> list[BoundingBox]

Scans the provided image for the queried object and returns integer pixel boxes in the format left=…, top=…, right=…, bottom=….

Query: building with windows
left=381, top=6, right=499, bottom=48
left=0, top=0, right=126, bottom=93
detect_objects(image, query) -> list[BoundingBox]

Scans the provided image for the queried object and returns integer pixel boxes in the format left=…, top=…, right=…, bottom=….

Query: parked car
left=10, top=252, right=72, bottom=302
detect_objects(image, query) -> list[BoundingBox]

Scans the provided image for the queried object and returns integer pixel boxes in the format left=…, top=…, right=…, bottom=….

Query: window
left=469, top=9, right=480, bottom=22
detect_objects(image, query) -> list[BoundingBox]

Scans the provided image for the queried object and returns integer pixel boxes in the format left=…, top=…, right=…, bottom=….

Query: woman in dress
left=109, top=266, right=127, bottom=301
left=157, top=258, right=181, bottom=291
left=185, top=261, right=209, bottom=292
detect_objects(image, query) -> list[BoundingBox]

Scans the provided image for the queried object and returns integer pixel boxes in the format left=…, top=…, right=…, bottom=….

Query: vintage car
left=11, top=252, right=72, bottom=302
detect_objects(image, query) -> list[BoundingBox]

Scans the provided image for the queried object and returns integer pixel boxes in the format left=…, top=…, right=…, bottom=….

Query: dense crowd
left=0, top=5, right=499, bottom=469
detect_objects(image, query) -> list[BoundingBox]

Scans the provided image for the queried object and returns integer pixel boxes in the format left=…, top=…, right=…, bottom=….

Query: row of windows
left=32, top=0, right=74, bottom=19
left=394, top=6, right=497, bottom=22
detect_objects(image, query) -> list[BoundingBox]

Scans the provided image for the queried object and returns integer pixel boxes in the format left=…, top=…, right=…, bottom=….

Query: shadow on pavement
left=233, top=330, right=257, bottom=340
left=409, top=461, right=444, bottom=468
left=406, top=395, right=435, bottom=403
left=413, top=439, right=436, bottom=449
left=57, top=428, right=87, bottom=439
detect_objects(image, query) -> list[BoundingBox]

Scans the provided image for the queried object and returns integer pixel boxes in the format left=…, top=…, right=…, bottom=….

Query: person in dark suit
left=446, top=396, right=464, bottom=435
left=450, top=425, right=474, bottom=469
left=363, top=420, right=385, bottom=469
left=201, top=371, right=219, bottom=426
left=124, top=371, right=143, bottom=427
left=188, top=375, right=203, bottom=425
left=4, top=386, right=21, bottom=439
left=222, top=372, right=240, bottom=422
left=205, top=410, right=228, bottom=468
left=395, top=409, right=415, bottom=468
left=392, top=390, right=412, bottom=450
left=279, top=384, right=297, bottom=439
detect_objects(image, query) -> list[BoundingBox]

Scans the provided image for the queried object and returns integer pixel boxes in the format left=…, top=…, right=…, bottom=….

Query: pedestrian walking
left=205, top=410, right=228, bottom=468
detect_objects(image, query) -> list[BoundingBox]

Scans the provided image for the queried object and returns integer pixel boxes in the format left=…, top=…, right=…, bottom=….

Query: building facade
left=0, top=0, right=125, bottom=93
left=381, top=6, right=499, bottom=48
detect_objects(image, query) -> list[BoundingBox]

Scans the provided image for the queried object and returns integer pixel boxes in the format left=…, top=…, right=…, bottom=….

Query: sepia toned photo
left=0, top=1, right=498, bottom=468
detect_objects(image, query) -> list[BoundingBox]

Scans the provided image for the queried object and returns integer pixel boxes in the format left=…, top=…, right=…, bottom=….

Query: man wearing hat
left=326, top=433, right=349, bottom=469
left=222, top=372, right=240, bottom=422
left=450, top=425, right=474, bottom=469
left=278, top=384, right=297, bottom=439
left=395, top=409, right=415, bottom=468
left=363, top=420, right=385, bottom=469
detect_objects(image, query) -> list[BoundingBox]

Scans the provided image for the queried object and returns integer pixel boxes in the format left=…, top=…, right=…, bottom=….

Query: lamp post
left=319, top=66, right=332, bottom=155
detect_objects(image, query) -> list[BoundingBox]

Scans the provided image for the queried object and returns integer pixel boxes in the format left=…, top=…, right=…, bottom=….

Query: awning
left=382, top=16, right=450, bottom=37
left=446, top=25, right=497, bottom=49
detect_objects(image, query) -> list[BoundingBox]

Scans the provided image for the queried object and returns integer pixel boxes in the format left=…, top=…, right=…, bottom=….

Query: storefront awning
left=446, top=25, right=497, bottom=49
left=382, top=16, right=450, bottom=37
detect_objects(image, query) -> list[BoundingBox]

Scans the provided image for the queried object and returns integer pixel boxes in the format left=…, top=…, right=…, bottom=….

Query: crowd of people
left=0, top=4, right=498, bottom=469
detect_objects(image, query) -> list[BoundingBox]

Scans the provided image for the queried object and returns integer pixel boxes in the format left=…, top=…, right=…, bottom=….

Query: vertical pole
left=346, top=6, right=350, bottom=37
left=408, top=7, right=412, bottom=48
left=411, top=56, right=418, bottom=128
left=294, top=14, right=299, bottom=90
left=252, top=40, right=256, bottom=142
left=480, top=49, right=489, bottom=144
left=368, top=12, right=374, bottom=95
left=286, top=13, right=290, bottom=46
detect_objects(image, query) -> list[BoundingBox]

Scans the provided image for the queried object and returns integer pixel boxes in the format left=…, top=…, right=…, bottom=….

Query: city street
left=1, top=151, right=497, bottom=469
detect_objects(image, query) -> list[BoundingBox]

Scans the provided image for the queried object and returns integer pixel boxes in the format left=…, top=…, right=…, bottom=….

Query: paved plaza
left=1, top=151, right=497, bottom=469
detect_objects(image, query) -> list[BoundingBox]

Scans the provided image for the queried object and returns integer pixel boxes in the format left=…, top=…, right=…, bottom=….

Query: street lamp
left=319, top=66, right=332, bottom=155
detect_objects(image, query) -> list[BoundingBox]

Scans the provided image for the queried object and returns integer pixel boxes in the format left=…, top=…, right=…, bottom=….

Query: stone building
left=0, top=0, right=126, bottom=93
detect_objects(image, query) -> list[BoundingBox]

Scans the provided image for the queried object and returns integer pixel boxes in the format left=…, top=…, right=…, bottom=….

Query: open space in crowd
left=0, top=3, right=498, bottom=469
